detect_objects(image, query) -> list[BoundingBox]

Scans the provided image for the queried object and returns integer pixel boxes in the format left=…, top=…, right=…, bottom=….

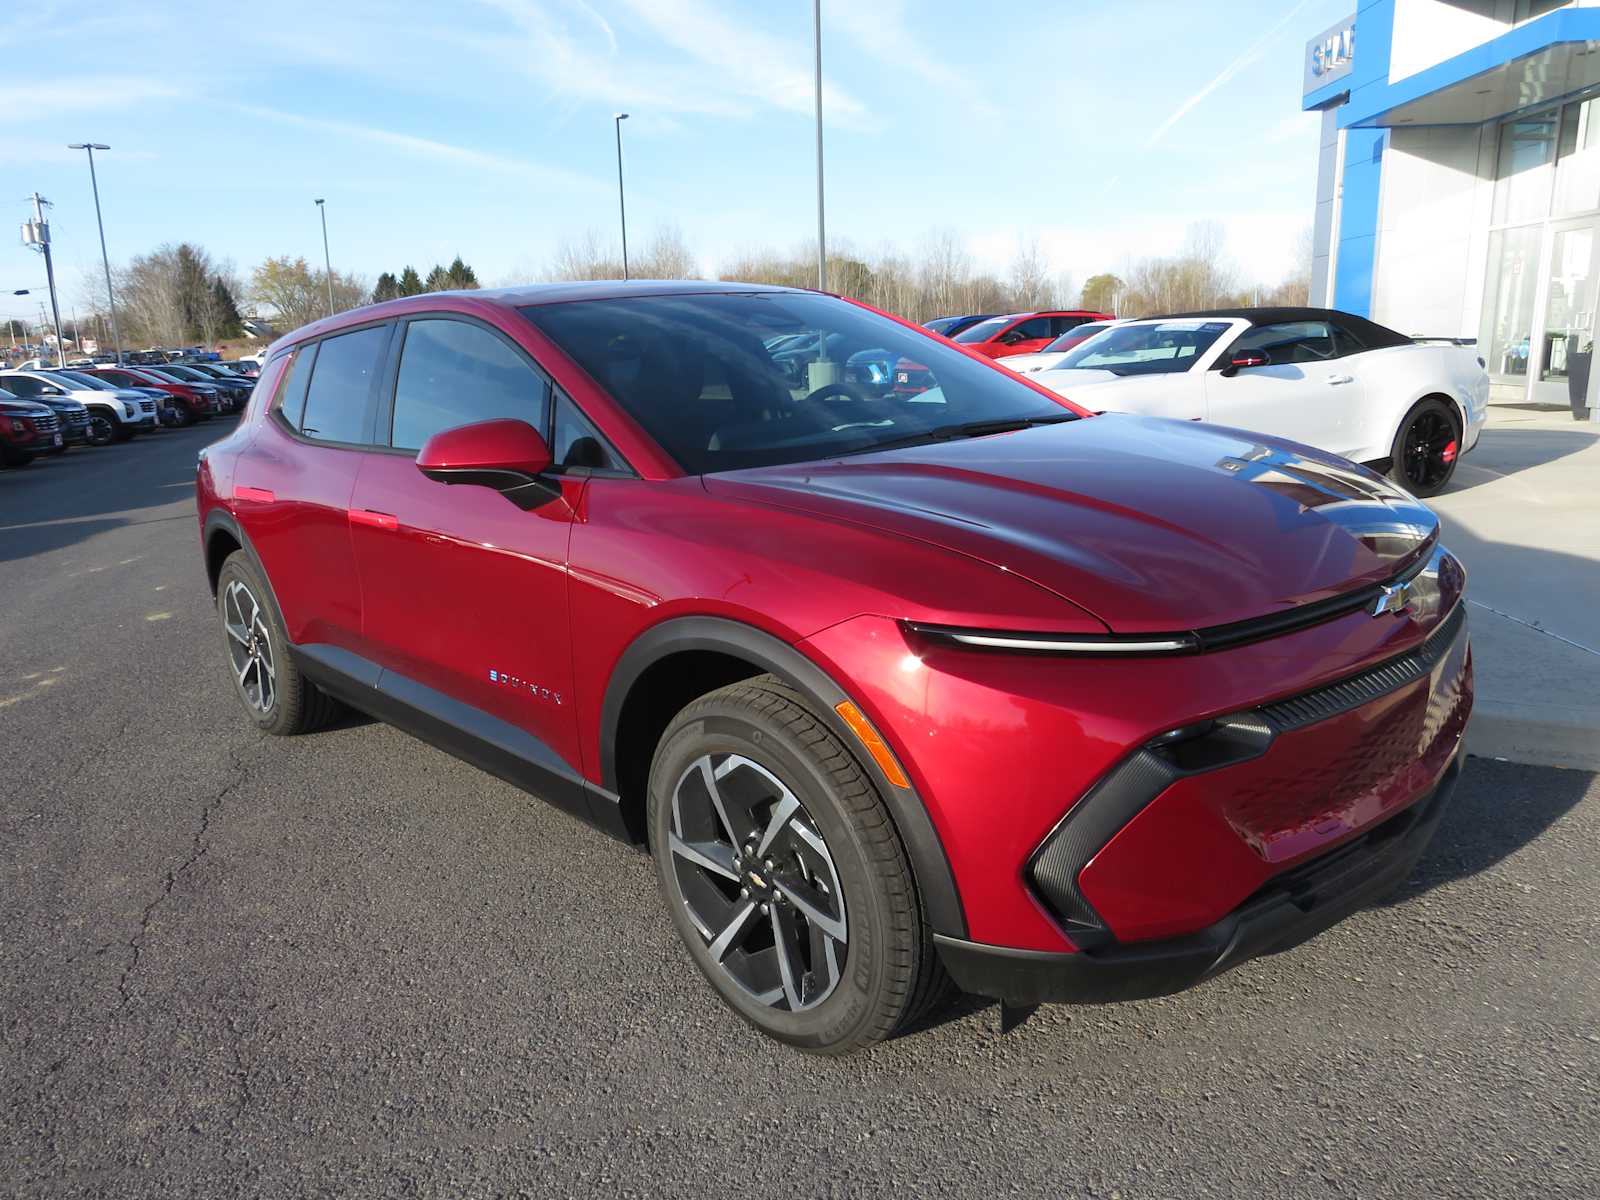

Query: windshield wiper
left=853, top=414, right=1075, bottom=455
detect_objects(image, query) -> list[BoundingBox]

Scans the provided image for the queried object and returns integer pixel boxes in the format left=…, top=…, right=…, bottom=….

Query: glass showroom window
left=1481, top=225, right=1542, bottom=380
left=1492, top=110, right=1558, bottom=225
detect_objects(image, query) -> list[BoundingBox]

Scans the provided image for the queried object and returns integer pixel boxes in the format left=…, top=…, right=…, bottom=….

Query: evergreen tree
left=397, top=265, right=424, bottom=296
left=210, top=277, right=244, bottom=337
left=372, top=272, right=400, bottom=303
left=424, top=264, right=451, bottom=292
left=443, top=256, right=479, bottom=289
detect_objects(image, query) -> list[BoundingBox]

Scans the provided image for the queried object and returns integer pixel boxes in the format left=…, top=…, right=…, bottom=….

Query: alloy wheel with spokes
left=222, top=579, right=276, bottom=714
left=648, top=675, right=951, bottom=1053
left=669, top=753, right=848, bottom=1012
left=1391, top=399, right=1460, bottom=497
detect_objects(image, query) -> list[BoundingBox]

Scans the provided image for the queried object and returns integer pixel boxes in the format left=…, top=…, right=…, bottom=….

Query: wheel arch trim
left=599, top=615, right=968, bottom=938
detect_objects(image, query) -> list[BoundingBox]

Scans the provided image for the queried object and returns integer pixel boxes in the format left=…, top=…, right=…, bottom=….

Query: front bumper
left=936, top=755, right=1461, bottom=1006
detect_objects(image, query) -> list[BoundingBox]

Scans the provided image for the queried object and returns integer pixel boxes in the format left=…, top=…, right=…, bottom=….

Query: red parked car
left=196, top=282, right=1472, bottom=1053
left=84, top=365, right=221, bottom=425
left=952, top=309, right=1115, bottom=359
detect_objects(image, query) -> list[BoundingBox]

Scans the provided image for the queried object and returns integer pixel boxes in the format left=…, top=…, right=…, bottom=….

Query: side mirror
left=415, top=418, right=559, bottom=510
left=1220, top=350, right=1270, bottom=378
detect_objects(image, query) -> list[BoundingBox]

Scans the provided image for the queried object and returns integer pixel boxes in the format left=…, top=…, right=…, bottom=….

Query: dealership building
left=1305, top=0, right=1600, bottom=409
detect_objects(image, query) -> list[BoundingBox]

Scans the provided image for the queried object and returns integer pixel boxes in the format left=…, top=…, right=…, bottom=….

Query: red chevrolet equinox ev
left=197, top=282, right=1472, bottom=1053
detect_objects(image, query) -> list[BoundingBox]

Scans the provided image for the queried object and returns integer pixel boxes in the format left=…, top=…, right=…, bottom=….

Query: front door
left=1204, top=320, right=1362, bottom=457
left=346, top=314, right=585, bottom=778
left=1531, top=217, right=1600, bottom=408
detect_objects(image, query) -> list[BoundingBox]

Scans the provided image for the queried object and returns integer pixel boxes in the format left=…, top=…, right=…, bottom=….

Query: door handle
left=1326, top=374, right=1355, bottom=385
left=349, top=509, right=399, bottom=531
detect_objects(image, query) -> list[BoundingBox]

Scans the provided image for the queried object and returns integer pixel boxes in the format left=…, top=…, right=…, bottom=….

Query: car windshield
left=51, top=370, right=115, bottom=390
left=523, top=292, right=1075, bottom=474
left=1052, top=320, right=1233, bottom=376
left=141, top=368, right=182, bottom=383
left=162, top=366, right=207, bottom=381
left=1040, top=323, right=1111, bottom=353
left=952, top=316, right=1011, bottom=343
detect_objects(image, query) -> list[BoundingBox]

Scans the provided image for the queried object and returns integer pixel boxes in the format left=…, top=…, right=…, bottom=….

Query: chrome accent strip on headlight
left=905, top=624, right=1199, bottom=656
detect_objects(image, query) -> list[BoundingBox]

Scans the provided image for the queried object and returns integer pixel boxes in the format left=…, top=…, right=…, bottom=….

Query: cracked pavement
left=2, top=427, right=1598, bottom=1198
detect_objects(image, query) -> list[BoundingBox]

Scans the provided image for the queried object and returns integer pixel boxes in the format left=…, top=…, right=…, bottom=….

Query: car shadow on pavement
left=1435, top=419, right=1598, bottom=494
left=1381, top=755, right=1594, bottom=906
left=0, top=428, right=221, bottom=564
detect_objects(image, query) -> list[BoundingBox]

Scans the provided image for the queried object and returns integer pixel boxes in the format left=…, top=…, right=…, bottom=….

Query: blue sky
left=1, top=0, right=1354, bottom=326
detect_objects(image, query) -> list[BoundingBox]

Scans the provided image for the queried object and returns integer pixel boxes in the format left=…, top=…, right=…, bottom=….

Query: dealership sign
left=1304, top=15, right=1356, bottom=95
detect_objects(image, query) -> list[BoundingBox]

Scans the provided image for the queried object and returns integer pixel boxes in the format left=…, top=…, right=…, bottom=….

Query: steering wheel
left=802, top=382, right=866, bottom=405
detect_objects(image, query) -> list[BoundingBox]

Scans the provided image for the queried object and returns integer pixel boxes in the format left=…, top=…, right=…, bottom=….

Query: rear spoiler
left=1411, top=336, right=1478, bottom=346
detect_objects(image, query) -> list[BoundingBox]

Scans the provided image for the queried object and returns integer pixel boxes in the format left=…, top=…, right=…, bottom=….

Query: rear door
left=1204, top=320, right=1363, bottom=455
left=347, top=312, right=588, bottom=781
left=234, top=324, right=392, bottom=654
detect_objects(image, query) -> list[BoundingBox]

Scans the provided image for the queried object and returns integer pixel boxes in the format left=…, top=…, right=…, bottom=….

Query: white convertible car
left=1028, top=308, right=1489, bottom=496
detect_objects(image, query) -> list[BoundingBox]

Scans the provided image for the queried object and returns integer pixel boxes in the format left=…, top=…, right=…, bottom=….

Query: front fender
left=599, top=614, right=968, bottom=938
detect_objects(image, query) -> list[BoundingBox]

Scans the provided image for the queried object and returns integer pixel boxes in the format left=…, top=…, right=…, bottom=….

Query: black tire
left=172, top=402, right=196, bottom=428
left=648, top=675, right=949, bottom=1054
left=85, top=412, right=118, bottom=446
left=1388, top=398, right=1460, bottom=498
left=215, top=550, right=342, bottom=736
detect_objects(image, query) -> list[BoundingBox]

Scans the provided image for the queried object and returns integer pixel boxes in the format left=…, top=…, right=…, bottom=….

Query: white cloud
left=828, top=0, right=996, bottom=117
left=1146, top=0, right=1317, bottom=147
left=0, top=77, right=187, bottom=123
left=228, top=104, right=606, bottom=192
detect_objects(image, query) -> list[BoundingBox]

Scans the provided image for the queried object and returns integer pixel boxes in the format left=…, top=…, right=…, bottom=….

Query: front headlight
left=124, top=403, right=138, bottom=417
left=8, top=418, right=24, bottom=433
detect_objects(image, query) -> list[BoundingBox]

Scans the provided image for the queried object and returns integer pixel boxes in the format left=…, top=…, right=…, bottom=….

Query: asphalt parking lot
left=2, top=426, right=1598, bottom=1199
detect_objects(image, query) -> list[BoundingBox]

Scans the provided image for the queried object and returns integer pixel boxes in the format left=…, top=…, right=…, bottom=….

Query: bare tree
left=1008, top=237, right=1052, bottom=312
left=548, top=229, right=624, bottom=281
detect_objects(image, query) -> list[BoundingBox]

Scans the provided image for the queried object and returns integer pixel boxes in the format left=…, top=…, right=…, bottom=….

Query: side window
left=1330, top=322, right=1367, bottom=358
left=551, top=391, right=620, bottom=471
left=1226, top=321, right=1337, bottom=365
left=3, top=375, right=40, bottom=396
left=1005, top=317, right=1053, bottom=342
left=275, top=344, right=317, bottom=430
left=301, top=326, right=387, bottom=444
left=390, top=318, right=549, bottom=452
left=1051, top=315, right=1089, bottom=337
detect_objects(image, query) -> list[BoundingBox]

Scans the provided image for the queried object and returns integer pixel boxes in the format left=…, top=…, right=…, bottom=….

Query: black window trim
left=366, top=309, right=637, bottom=478
left=268, top=318, right=395, bottom=450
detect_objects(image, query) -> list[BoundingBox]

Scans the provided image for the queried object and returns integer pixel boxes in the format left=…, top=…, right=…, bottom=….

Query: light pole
left=813, top=0, right=827, bottom=292
left=68, top=143, right=123, bottom=364
left=21, top=194, right=66, bottom=367
left=614, top=113, right=630, bottom=280
left=314, top=199, right=334, bottom=316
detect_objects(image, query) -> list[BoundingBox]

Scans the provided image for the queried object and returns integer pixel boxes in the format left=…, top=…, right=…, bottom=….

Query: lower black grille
left=1259, top=603, right=1466, bottom=733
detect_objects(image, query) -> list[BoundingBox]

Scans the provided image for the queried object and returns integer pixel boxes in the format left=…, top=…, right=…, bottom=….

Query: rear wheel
left=216, top=551, right=342, bottom=735
left=648, top=675, right=948, bottom=1054
left=1389, top=398, right=1460, bottom=497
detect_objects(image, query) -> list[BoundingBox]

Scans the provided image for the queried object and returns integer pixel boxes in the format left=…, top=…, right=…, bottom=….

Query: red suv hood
left=704, top=414, right=1438, bottom=633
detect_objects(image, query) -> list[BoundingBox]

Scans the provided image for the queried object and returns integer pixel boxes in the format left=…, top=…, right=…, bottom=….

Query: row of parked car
left=0, top=359, right=258, bottom=468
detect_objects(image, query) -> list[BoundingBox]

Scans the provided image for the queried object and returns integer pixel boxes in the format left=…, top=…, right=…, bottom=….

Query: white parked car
left=1000, top=319, right=1127, bottom=375
left=1029, top=308, right=1489, bottom=496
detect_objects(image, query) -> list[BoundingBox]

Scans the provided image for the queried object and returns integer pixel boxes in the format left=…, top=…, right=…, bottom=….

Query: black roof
left=1156, top=306, right=1412, bottom=348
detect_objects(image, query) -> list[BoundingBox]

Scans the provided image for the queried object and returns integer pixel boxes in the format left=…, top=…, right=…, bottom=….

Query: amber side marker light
left=834, top=701, right=910, bottom=788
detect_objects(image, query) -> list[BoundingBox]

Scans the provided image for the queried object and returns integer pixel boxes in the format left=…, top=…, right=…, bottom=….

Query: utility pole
left=614, top=114, right=630, bottom=280
left=68, top=144, right=123, bottom=364
left=315, top=199, right=335, bottom=316
left=21, top=193, right=66, bottom=367
left=813, top=0, right=827, bottom=292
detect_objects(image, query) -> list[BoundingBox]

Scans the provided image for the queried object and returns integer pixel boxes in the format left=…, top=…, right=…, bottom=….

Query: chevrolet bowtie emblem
left=1372, top=581, right=1412, bottom=617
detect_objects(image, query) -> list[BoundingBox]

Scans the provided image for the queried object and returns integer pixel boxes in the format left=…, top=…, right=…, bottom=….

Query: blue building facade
left=1305, top=1, right=1600, bottom=406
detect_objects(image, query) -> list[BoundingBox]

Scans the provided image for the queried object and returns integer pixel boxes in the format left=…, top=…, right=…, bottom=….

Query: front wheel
left=648, top=676, right=949, bottom=1054
left=85, top=413, right=118, bottom=446
left=1389, top=398, right=1460, bottom=498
